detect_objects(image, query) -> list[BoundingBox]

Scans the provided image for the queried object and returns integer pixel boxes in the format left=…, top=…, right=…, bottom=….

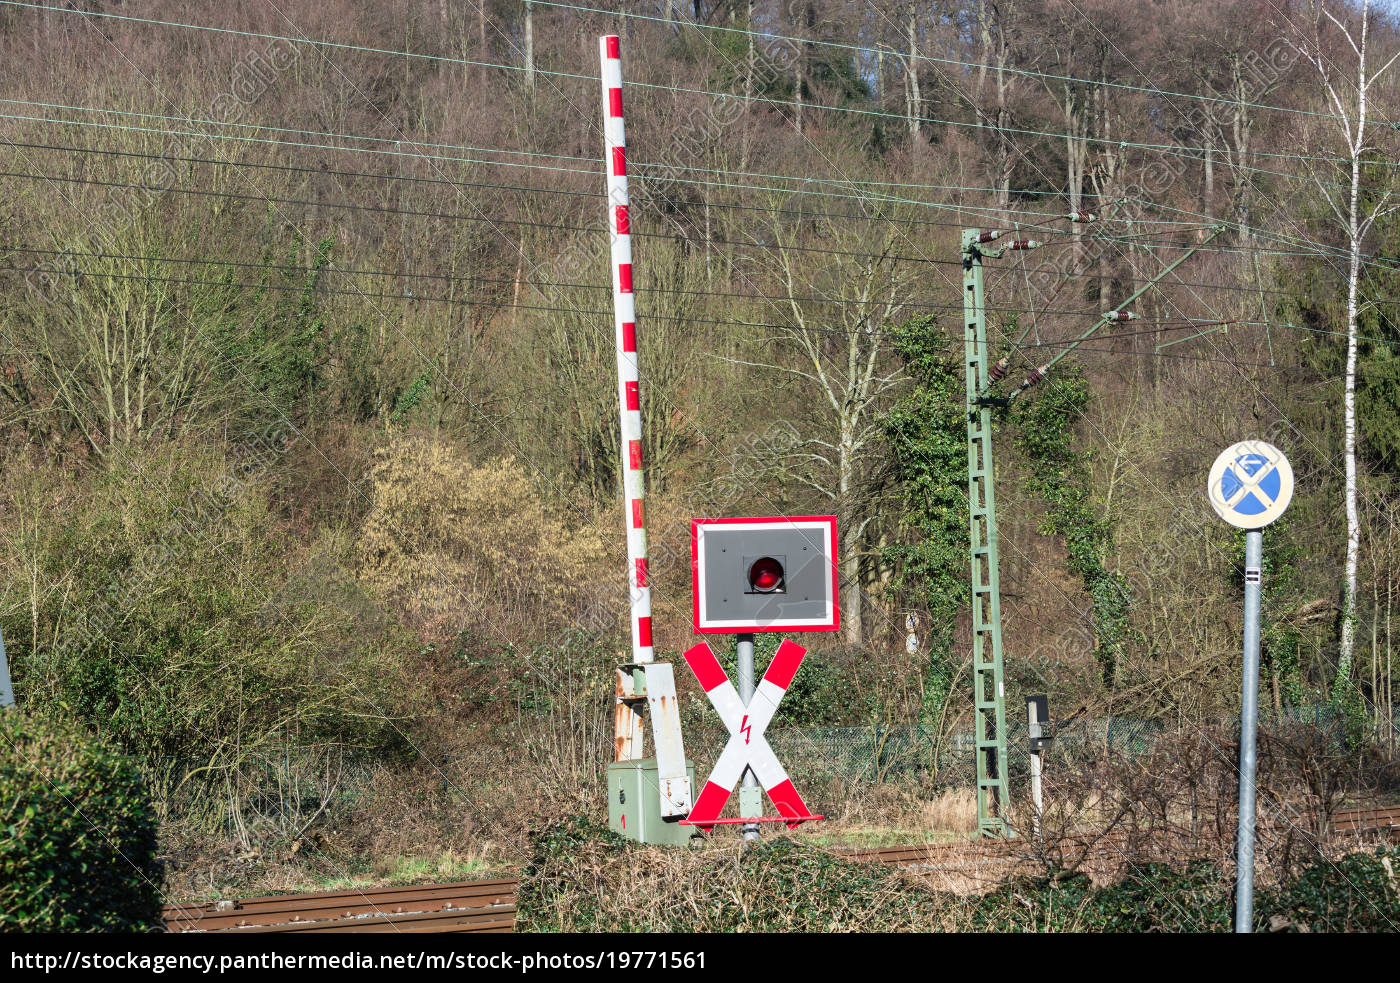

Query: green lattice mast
left=961, top=228, right=1018, bottom=837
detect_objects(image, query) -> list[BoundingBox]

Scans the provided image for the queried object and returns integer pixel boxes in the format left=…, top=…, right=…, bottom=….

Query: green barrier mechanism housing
left=608, top=758, right=699, bottom=846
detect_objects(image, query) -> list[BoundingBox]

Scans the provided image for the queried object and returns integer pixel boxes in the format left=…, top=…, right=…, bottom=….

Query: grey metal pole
left=1028, top=702, right=1043, bottom=840
left=0, top=622, right=13, bottom=708
left=1235, top=529, right=1263, bottom=933
left=736, top=632, right=759, bottom=842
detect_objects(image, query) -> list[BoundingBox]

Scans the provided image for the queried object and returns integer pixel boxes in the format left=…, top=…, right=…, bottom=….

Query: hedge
left=0, top=712, right=162, bottom=932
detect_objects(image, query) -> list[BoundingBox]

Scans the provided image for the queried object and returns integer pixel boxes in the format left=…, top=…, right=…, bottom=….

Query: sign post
left=0, top=622, right=12, bottom=708
left=688, top=516, right=838, bottom=837
left=1207, top=440, right=1294, bottom=934
left=735, top=632, right=760, bottom=842
left=1026, top=694, right=1049, bottom=840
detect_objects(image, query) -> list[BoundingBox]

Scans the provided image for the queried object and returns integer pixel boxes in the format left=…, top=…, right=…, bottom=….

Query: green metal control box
left=608, top=757, right=698, bottom=846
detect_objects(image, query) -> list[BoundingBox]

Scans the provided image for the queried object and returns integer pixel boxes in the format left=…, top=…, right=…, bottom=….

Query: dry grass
left=801, top=784, right=978, bottom=850
left=920, top=787, right=979, bottom=835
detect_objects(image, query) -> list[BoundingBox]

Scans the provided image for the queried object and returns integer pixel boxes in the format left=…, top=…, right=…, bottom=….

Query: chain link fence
left=763, top=705, right=1400, bottom=794
left=147, top=706, right=1398, bottom=853
left=765, top=716, right=1167, bottom=792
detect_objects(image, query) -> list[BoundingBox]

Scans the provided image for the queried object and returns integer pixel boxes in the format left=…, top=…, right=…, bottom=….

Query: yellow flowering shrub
left=356, top=438, right=614, bottom=642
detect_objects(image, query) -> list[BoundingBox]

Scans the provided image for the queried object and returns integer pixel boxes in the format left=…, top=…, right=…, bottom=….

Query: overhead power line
left=0, top=108, right=1066, bottom=227
left=9, top=243, right=1332, bottom=317
left=1, top=7, right=1392, bottom=313
left=0, top=139, right=1048, bottom=236
left=3, top=115, right=1386, bottom=274
left=0, top=257, right=1278, bottom=367
left=9, top=161, right=1385, bottom=293
left=10, top=136, right=1349, bottom=268
left=526, top=0, right=1349, bottom=127
left=0, top=168, right=990, bottom=263
left=1, top=91, right=1382, bottom=269
left=3, top=0, right=1392, bottom=183
left=3, top=249, right=1390, bottom=355
left=5, top=140, right=1394, bottom=295
left=0, top=96, right=1179, bottom=228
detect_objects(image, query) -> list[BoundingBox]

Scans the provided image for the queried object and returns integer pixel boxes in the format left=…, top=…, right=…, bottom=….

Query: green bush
left=517, top=817, right=945, bottom=932
left=1257, top=847, right=1400, bottom=932
left=0, top=447, right=412, bottom=761
left=0, top=712, right=162, bottom=932
left=971, top=851, right=1400, bottom=933
left=970, top=864, right=1234, bottom=933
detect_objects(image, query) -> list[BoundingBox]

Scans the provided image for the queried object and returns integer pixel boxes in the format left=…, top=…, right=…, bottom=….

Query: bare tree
left=1161, top=1, right=1299, bottom=236
left=970, top=0, right=1026, bottom=214
left=1286, top=0, right=1400, bottom=691
left=1036, top=2, right=1102, bottom=255
left=734, top=200, right=917, bottom=645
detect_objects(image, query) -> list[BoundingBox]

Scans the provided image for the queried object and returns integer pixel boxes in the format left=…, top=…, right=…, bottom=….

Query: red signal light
left=748, top=556, right=785, bottom=593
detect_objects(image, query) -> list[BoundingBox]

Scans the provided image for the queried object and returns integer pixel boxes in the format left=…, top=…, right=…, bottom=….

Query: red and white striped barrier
left=600, top=34, right=653, bottom=665
left=682, top=640, right=820, bottom=828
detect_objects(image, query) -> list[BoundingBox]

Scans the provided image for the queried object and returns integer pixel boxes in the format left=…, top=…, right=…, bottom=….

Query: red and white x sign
left=682, top=639, right=816, bottom=828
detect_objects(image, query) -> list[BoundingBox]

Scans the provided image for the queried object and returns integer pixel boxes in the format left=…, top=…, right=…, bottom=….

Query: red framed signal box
left=690, top=516, right=838, bottom=633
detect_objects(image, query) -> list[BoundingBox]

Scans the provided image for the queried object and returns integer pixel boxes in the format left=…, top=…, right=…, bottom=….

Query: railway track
left=164, top=878, right=518, bottom=934
left=844, top=803, right=1400, bottom=867
left=1333, top=803, right=1400, bottom=835
left=844, top=841, right=1003, bottom=868
left=162, top=803, right=1399, bottom=933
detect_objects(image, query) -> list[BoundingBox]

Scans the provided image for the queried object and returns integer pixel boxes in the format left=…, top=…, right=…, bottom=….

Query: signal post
left=683, top=516, right=840, bottom=837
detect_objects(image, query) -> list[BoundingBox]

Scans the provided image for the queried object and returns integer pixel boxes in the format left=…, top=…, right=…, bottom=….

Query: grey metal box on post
left=608, top=758, right=699, bottom=846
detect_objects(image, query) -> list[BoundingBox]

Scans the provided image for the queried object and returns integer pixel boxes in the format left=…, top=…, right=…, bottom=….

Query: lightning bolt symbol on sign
left=740, top=714, right=752, bottom=745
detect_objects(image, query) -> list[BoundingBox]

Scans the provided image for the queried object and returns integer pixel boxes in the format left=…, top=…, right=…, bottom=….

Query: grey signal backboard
left=691, top=516, right=838, bottom=633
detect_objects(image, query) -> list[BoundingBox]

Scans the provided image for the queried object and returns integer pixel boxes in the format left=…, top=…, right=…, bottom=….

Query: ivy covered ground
left=516, top=818, right=1400, bottom=933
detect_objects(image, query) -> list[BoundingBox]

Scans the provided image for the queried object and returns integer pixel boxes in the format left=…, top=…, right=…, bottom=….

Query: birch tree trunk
left=524, top=1, right=534, bottom=93
left=839, top=419, right=865, bottom=645
left=1065, top=87, right=1086, bottom=250
left=906, top=8, right=921, bottom=138
left=1341, top=127, right=1362, bottom=684
left=1203, top=144, right=1216, bottom=217
left=1289, top=0, right=1400, bottom=690
left=876, top=45, right=884, bottom=108
left=1229, top=61, right=1256, bottom=240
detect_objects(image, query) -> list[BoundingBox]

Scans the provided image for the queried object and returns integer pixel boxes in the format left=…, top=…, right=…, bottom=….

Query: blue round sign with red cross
left=1208, top=440, right=1294, bottom=529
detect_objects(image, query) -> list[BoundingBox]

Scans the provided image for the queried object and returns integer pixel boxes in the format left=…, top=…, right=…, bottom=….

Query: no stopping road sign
left=1208, top=440, right=1294, bottom=529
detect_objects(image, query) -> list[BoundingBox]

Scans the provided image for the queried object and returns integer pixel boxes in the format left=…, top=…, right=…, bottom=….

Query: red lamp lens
left=748, top=556, right=784, bottom=593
